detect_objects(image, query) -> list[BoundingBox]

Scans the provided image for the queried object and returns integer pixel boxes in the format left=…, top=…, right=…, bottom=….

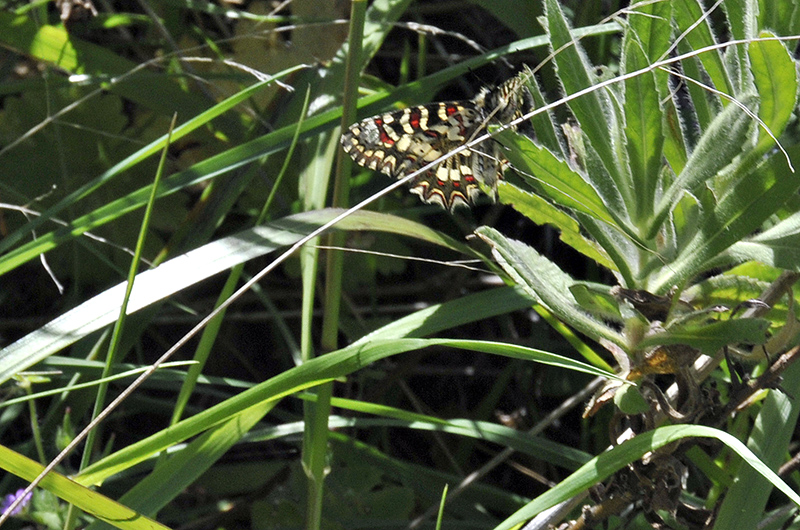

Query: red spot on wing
left=444, top=104, right=459, bottom=116
left=369, top=118, right=393, bottom=145
left=380, top=130, right=395, bottom=145
left=409, top=109, right=422, bottom=129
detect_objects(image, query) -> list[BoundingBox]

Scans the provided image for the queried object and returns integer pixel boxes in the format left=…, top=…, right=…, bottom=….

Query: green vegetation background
left=1, top=1, right=800, bottom=530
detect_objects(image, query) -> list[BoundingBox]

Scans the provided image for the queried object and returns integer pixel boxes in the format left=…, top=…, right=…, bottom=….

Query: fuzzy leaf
left=475, top=226, right=623, bottom=347
left=638, top=318, right=770, bottom=356
left=653, top=145, right=800, bottom=292
left=673, top=0, right=734, bottom=98
left=542, top=0, right=628, bottom=209
left=750, top=31, right=798, bottom=151
left=726, top=211, right=800, bottom=271
left=650, top=93, right=757, bottom=238
left=622, top=38, right=664, bottom=219
left=496, top=130, right=617, bottom=227
left=497, top=182, right=615, bottom=269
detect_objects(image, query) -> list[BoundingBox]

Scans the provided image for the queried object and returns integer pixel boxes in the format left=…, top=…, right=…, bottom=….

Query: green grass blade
left=86, top=400, right=275, bottom=529
left=0, top=362, right=195, bottom=409
left=79, top=115, right=176, bottom=484
left=713, top=360, right=800, bottom=529
left=316, top=397, right=592, bottom=468
left=494, top=424, right=800, bottom=530
left=0, top=445, right=168, bottom=530
left=0, top=209, right=479, bottom=385
left=75, top=336, right=608, bottom=487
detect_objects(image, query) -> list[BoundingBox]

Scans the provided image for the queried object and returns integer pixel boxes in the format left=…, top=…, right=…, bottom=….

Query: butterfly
left=340, top=72, right=534, bottom=211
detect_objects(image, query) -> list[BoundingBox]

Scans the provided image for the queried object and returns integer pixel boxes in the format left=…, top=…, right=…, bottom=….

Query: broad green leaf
left=673, top=0, right=734, bottom=99
left=622, top=37, right=664, bottom=220
left=726, top=211, right=800, bottom=271
left=626, top=0, right=680, bottom=176
left=570, top=283, right=622, bottom=322
left=614, top=384, right=650, bottom=415
left=622, top=0, right=673, bottom=217
left=627, top=0, right=673, bottom=66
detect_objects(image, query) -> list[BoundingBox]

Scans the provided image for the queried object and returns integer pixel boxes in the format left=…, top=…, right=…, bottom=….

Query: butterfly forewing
left=341, top=72, right=534, bottom=212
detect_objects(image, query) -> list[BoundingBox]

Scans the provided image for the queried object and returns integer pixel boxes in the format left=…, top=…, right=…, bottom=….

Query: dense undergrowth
left=1, top=1, right=800, bottom=529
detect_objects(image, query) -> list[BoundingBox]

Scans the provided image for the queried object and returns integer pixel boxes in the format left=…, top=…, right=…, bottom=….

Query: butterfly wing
left=341, top=102, right=499, bottom=211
